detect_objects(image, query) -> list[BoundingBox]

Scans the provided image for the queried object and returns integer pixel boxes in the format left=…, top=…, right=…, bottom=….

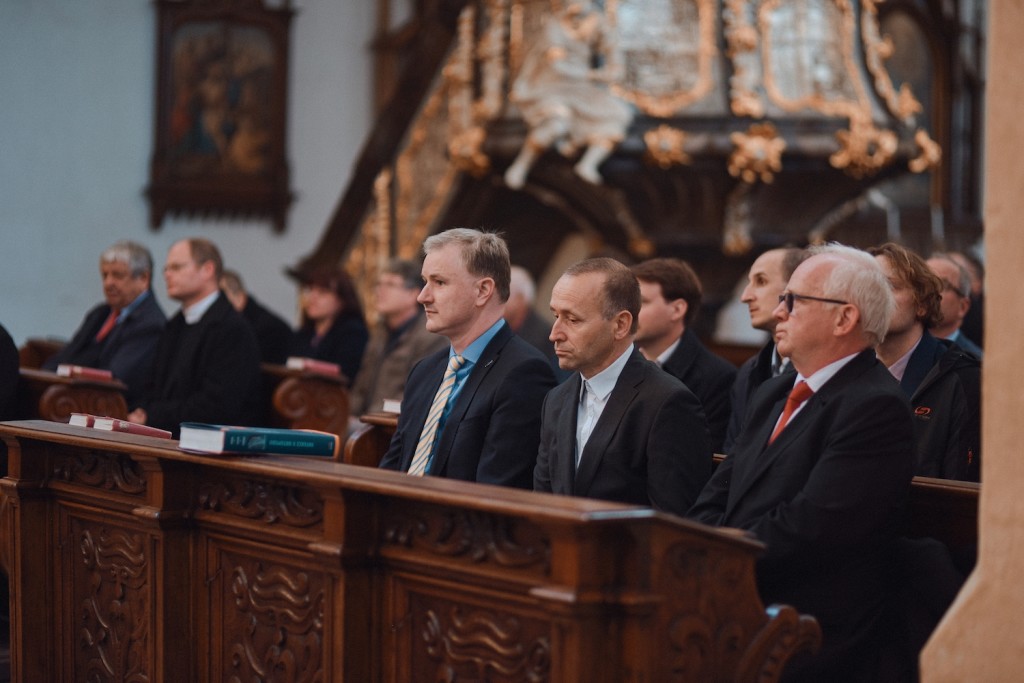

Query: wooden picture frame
left=146, top=0, right=294, bottom=232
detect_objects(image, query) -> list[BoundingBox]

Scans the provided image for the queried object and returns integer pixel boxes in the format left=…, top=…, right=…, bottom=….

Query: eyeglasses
left=778, top=291, right=849, bottom=313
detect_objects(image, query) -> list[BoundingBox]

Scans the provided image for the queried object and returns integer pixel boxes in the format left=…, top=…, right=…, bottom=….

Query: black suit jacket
left=379, top=323, right=556, bottom=489
left=139, top=293, right=262, bottom=434
left=689, top=350, right=915, bottom=682
left=535, top=348, right=712, bottom=516
left=723, top=341, right=795, bottom=454
left=44, top=292, right=166, bottom=405
left=242, top=296, right=292, bottom=364
left=661, top=328, right=736, bottom=453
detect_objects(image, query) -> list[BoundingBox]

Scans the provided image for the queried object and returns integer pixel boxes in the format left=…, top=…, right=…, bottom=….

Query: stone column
left=921, top=0, right=1024, bottom=678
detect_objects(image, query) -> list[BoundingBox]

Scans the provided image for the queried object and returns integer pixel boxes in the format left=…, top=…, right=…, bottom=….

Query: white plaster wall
left=0, top=0, right=375, bottom=346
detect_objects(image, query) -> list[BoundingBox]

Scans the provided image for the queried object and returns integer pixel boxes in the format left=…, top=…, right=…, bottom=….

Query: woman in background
left=290, top=265, right=369, bottom=382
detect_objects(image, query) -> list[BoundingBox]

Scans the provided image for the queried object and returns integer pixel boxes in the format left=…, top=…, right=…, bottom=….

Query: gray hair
left=382, top=258, right=424, bottom=290
left=509, top=265, right=536, bottom=303
left=100, top=240, right=154, bottom=279
left=423, top=228, right=511, bottom=302
left=809, top=243, right=894, bottom=347
left=930, top=253, right=972, bottom=298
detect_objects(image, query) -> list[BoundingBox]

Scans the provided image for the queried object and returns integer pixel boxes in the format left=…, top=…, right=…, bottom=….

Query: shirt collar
left=183, top=290, right=220, bottom=325
left=451, top=318, right=506, bottom=365
left=795, top=351, right=860, bottom=393
left=654, top=337, right=681, bottom=367
left=883, top=334, right=924, bottom=383
left=117, top=289, right=151, bottom=321
left=582, top=343, right=634, bottom=401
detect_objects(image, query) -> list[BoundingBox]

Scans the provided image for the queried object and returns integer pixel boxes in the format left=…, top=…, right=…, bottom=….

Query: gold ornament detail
left=909, top=129, right=941, bottom=173
left=860, top=0, right=923, bottom=122
left=728, top=123, right=786, bottom=184
left=830, top=118, right=898, bottom=179
left=724, top=0, right=765, bottom=118
left=643, top=125, right=692, bottom=169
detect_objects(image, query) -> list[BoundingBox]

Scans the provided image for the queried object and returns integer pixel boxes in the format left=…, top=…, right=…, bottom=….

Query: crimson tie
left=769, top=381, right=814, bottom=444
left=94, top=309, right=121, bottom=342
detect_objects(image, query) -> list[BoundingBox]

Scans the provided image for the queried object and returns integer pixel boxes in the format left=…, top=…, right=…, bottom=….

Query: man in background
left=631, top=257, right=735, bottom=452
left=379, top=229, right=556, bottom=488
left=690, top=244, right=915, bottom=682
left=127, top=238, right=262, bottom=435
left=926, top=254, right=983, bottom=357
left=44, top=240, right=165, bottom=405
left=535, top=258, right=711, bottom=515
left=221, top=268, right=292, bottom=364
left=505, top=265, right=569, bottom=382
left=724, top=247, right=807, bottom=453
left=348, top=258, right=447, bottom=425
left=871, top=243, right=981, bottom=481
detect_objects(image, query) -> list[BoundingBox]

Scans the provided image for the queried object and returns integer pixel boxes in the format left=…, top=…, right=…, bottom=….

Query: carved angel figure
left=504, top=1, right=634, bottom=189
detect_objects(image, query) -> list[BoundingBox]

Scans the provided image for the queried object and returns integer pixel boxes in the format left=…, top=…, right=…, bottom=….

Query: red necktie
left=94, top=309, right=121, bottom=342
left=769, top=380, right=814, bottom=444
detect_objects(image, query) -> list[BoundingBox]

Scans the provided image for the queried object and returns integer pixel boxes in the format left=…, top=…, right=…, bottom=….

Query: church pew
left=0, top=419, right=820, bottom=682
left=261, top=363, right=351, bottom=439
left=16, top=367, right=128, bottom=422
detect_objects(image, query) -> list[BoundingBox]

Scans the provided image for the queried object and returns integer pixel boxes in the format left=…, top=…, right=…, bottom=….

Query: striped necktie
left=408, top=354, right=466, bottom=476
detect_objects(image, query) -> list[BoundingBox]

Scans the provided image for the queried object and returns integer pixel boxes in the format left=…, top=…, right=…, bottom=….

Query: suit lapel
left=429, top=326, right=511, bottom=475
left=557, top=376, right=583, bottom=495
left=574, top=352, right=644, bottom=495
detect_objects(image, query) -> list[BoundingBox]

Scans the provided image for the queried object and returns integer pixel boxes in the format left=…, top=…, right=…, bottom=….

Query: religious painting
left=147, top=0, right=294, bottom=232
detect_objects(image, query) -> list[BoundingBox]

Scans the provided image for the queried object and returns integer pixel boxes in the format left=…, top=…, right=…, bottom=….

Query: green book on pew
left=178, top=422, right=340, bottom=458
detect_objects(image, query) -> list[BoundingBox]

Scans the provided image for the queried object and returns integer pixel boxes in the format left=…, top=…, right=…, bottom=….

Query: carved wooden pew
left=261, top=363, right=351, bottom=438
left=0, top=419, right=820, bottom=682
left=16, top=367, right=128, bottom=422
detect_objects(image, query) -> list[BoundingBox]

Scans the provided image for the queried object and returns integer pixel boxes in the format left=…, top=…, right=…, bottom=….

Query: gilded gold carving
left=612, top=0, right=718, bottom=116
left=830, top=118, right=897, bottom=178
left=861, top=0, right=923, bottom=122
left=476, top=0, right=510, bottom=121
left=728, top=123, right=786, bottom=184
left=909, top=128, right=941, bottom=173
left=723, top=182, right=754, bottom=256
left=449, top=126, right=491, bottom=176
left=724, top=0, right=765, bottom=117
left=643, top=125, right=692, bottom=169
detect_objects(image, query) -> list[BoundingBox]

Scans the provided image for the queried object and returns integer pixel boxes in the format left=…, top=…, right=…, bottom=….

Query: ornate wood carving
left=198, top=475, right=323, bottom=529
left=414, top=598, right=550, bottom=683
left=19, top=368, right=128, bottom=422
left=221, top=554, right=324, bottom=683
left=271, top=374, right=350, bottom=437
left=382, top=506, right=551, bottom=573
left=75, top=523, right=151, bottom=682
left=53, top=448, right=147, bottom=495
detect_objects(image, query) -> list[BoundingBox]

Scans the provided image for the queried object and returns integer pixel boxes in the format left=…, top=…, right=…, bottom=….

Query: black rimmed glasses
left=778, top=292, right=849, bottom=313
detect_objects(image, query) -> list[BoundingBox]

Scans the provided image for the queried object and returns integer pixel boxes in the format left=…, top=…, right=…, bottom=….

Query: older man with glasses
left=690, top=243, right=916, bottom=683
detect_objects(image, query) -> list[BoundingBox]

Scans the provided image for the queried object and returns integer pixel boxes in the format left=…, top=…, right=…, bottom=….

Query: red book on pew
left=56, top=364, right=114, bottom=381
left=92, top=417, right=172, bottom=440
left=285, top=356, right=342, bottom=377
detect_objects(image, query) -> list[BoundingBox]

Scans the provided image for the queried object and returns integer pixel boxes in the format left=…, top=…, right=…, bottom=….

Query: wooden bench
left=0, top=419, right=821, bottom=682
left=261, top=363, right=351, bottom=437
left=16, top=367, right=128, bottom=422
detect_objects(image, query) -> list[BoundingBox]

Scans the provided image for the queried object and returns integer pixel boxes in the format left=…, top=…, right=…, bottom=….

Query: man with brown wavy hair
left=869, top=243, right=981, bottom=481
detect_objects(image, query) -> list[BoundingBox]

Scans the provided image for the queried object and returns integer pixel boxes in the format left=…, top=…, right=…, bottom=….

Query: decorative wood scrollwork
left=225, top=558, right=324, bottom=683
left=77, top=525, right=150, bottom=682
left=421, top=606, right=550, bottom=683
left=198, top=476, right=323, bottom=529
left=53, top=449, right=147, bottom=495
left=39, top=383, right=128, bottom=423
left=272, top=375, right=350, bottom=437
left=382, top=507, right=550, bottom=572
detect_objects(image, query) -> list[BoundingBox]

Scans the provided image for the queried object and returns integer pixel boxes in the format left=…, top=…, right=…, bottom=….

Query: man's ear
left=613, top=310, right=633, bottom=340
left=476, top=277, right=496, bottom=306
left=834, top=304, right=860, bottom=337
left=671, top=299, right=688, bottom=324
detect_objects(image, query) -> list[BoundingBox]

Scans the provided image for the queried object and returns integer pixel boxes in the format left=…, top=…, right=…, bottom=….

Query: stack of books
left=67, top=413, right=172, bottom=439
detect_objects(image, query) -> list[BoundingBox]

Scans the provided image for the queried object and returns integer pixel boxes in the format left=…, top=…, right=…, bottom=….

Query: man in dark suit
left=723, top=247, right=807, bottom=453
left=127, top=238, right=262, bottom=435
left=379, top=229, right=556, bottom=489
left=535, top=258, right=711, bottom=516
left=872, top=243, right=981, bottom=481
left=689, top=244, right=916, bottom=682
left=926, top=254, right=983, bottom=358
left=44, top=240, right=166, bottom=405
left=220, top=268, right=292, bottom=364
left=632, top=257, right=735, bottom=452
